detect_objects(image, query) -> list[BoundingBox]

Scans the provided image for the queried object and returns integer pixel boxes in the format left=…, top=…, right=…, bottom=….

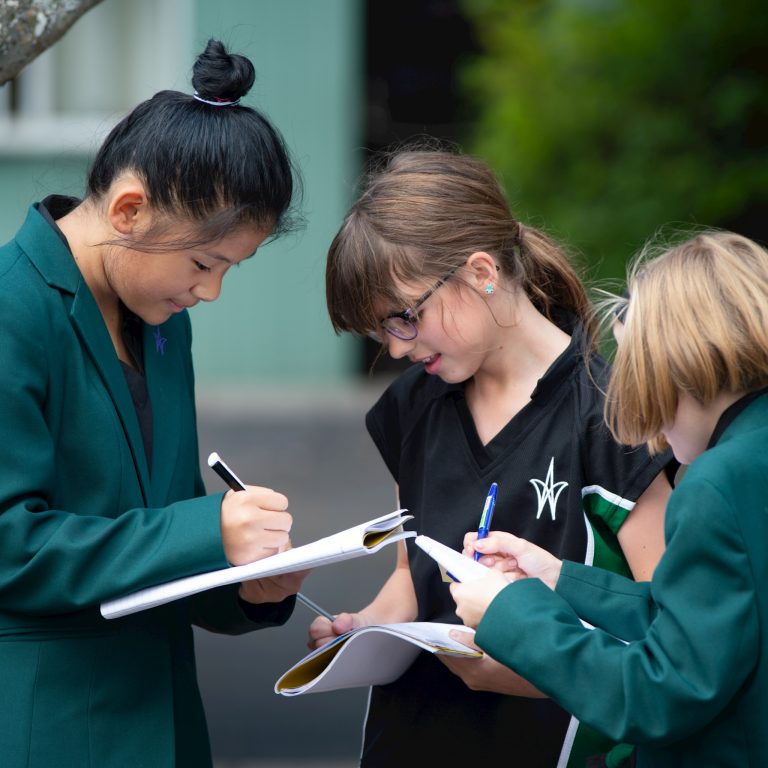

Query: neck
left=473, top=293, right=571, bottom=392
left=707, top=390, right=750, bottom=436
left=464, top=294, right=571, bottom=444
left=57, top=203, right=121, bottom=330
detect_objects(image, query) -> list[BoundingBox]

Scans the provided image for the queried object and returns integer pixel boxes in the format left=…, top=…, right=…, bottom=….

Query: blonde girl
left=453, top=231, right=768, bottom=768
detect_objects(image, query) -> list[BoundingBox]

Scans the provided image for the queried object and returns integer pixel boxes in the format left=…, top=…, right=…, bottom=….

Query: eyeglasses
left=375, top=268, right=457, bottom=341
left=613, top=290, right=630, bottom=323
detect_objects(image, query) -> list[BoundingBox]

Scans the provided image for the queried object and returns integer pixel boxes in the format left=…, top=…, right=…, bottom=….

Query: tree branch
left=0, top=0, right=104, bottom=86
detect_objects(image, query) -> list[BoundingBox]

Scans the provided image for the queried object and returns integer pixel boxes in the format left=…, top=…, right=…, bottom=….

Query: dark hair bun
left=192, top=38, right=256, bottom=103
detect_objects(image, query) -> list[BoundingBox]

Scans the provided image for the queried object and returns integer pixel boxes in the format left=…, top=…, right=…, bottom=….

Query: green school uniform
left=0, top=203, right=294, bottom=767
left=476, top=393, right=768, bottom=767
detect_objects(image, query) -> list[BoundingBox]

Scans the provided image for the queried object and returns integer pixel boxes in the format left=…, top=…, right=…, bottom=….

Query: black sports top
left=361, top=319, right=672, bottom=767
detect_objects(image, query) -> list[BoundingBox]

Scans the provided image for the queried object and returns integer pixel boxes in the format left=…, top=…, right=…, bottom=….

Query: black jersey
left=362, top=321, right=671, bottom=768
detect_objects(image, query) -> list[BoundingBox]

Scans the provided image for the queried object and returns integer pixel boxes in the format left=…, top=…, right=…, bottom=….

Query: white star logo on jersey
left=529, top=457, right=569, bottom=520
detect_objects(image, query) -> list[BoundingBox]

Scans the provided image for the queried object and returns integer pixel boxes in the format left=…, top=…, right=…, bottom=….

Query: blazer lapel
left=69, top=285, right=153, bottom=504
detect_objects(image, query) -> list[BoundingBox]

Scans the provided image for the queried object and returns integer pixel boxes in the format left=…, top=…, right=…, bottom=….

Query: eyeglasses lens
left=381, top=317, right=417, bottom=340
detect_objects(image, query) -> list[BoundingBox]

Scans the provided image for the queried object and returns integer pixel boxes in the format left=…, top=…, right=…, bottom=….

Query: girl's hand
left=220, top=486, right=293, bottom=565
left=440, top=631, right=546, bottom=697
left=449, top=569, right=510, bottom=628
left=238, top=568, right=309, bottom=605
left=307, top=611, right=368, bottom=650
left=463, top=531, right=563, bottom=590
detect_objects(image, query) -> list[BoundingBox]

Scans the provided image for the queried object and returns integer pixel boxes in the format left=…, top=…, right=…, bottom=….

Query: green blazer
left=0, top=204, right=294, bottom=768
left=476, top=394, right=768, bottom=767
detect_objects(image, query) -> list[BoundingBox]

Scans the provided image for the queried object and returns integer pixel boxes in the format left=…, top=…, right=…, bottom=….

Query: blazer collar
left=708, top=388, right=768, bottom=449
left=18, top=203, right=82, bottom=294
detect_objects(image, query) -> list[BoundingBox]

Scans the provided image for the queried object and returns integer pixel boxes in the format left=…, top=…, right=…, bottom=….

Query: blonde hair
left=606, top=231, right=768, bottom=452
left=326, top=147, right=596, bottom=344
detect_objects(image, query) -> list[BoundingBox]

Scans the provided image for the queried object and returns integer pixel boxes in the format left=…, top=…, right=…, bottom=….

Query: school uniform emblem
left=530, top=457, right=568, bottom=520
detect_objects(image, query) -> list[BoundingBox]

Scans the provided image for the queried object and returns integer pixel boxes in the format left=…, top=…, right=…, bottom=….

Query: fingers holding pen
left=462, top=530, right=563, bottom=589
left=220, top=485, right=293, bottom=566
left=307, top=611, right=363, bottom=650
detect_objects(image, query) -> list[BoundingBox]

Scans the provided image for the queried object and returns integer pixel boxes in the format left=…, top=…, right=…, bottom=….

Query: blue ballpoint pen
left=474, top=482, right=498, bottom=560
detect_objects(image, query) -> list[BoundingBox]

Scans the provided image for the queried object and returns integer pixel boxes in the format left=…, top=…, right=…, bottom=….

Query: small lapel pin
left=153, top=326, right=167, bottom=355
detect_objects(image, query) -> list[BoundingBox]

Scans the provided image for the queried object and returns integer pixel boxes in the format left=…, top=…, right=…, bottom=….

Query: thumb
left=331, top=612, right=358, bottom=634
left=474, top=531, right=521, bottom=557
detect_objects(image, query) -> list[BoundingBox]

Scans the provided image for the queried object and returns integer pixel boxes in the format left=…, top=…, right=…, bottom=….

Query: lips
left=420, top=353, right=441, bottom=375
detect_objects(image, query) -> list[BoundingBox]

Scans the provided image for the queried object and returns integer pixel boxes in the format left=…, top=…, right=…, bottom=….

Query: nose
left=385, top=334, right=415, bottom=360
left=192, top=272, right=224, bottom=303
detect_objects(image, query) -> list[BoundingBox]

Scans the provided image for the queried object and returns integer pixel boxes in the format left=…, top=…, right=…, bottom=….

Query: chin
left=142, top=310, right=173, bottom=326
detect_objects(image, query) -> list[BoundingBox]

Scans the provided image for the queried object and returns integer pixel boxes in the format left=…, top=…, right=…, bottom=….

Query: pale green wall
left=0, top=157, right=88, bottom=227
left=0, top=0, right=363, bottom=388
left=190, top=0, right=364, bottom=388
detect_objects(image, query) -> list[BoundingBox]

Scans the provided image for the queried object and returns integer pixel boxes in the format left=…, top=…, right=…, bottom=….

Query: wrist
left=547, top=560, right=564, bottom=590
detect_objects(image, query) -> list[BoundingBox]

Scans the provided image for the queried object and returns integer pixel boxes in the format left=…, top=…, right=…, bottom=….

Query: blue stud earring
left=484, top=283, right=495, bottom=295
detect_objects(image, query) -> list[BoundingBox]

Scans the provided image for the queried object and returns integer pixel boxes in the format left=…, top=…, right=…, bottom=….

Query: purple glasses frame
left=376, top=268, right=459, bottom=341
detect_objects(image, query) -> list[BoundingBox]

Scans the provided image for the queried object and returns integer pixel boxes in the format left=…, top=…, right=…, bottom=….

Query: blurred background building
left=1, top=0, right=766, bottom=765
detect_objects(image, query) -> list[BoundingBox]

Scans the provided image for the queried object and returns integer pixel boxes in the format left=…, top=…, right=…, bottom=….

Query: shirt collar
left=707, top=387, right=768, bottom=449
left=38, top=194, right=80, bottom=250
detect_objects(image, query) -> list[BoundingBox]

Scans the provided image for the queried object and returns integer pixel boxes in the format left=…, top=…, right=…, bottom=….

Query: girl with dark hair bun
left=87, top=37, right=298, bottom=245
left=0, top=39, right=304, bottom=767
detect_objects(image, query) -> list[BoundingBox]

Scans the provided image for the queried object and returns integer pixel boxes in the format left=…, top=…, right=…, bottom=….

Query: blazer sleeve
left=555, top=560, right=655, bottom=641
left=188, top=585, right=296, bottom=635
left=475, top=478, right=759, bottom=744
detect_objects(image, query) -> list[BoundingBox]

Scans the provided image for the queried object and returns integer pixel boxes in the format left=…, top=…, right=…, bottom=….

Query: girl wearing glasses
left=451, top=231, right=768, bottom=768
left=313, top=147, right=673, bottom=767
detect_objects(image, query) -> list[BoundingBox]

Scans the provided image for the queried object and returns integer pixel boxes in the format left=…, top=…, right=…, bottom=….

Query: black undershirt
left=120, top=313, right=153, bottom=471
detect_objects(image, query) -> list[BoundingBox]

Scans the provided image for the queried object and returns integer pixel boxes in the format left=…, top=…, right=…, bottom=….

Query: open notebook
left=275, top=622, right=482, bottom=696
left=101, top=509, right=414, bottom=620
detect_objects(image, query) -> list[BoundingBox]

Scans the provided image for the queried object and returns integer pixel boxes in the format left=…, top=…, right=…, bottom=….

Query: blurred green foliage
left=460, top=0, right=768, bottom=281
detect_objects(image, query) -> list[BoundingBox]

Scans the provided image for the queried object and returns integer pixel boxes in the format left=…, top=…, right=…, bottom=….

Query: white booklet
left=414, top=535, right=491, bottom=582
left=414, top=536, right=618, bottom=639
left=101, top=510, right=414, bottom=620
left=275, top=621, right=481, bottom=697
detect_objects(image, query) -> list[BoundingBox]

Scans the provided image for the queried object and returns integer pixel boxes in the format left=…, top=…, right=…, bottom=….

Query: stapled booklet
left=275, top=621, right=482, bottom=696
left=414, top=534, right=491, bottom=582
left=101, top=510, right=414, bottom=620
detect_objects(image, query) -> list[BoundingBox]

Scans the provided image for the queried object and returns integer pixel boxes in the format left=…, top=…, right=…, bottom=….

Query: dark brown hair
left=326, top=147, right=595, bottom=342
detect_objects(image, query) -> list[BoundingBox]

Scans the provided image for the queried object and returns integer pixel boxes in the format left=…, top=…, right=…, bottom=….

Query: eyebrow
left=205, top=251, right=256, bottom=265
left=208, top=253, right=234, bottom=265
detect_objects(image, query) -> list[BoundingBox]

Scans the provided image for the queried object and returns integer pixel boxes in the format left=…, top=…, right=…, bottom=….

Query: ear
left=106, top=177, right=151, bottom=235
left=465, top=251, right=500, bottom=295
